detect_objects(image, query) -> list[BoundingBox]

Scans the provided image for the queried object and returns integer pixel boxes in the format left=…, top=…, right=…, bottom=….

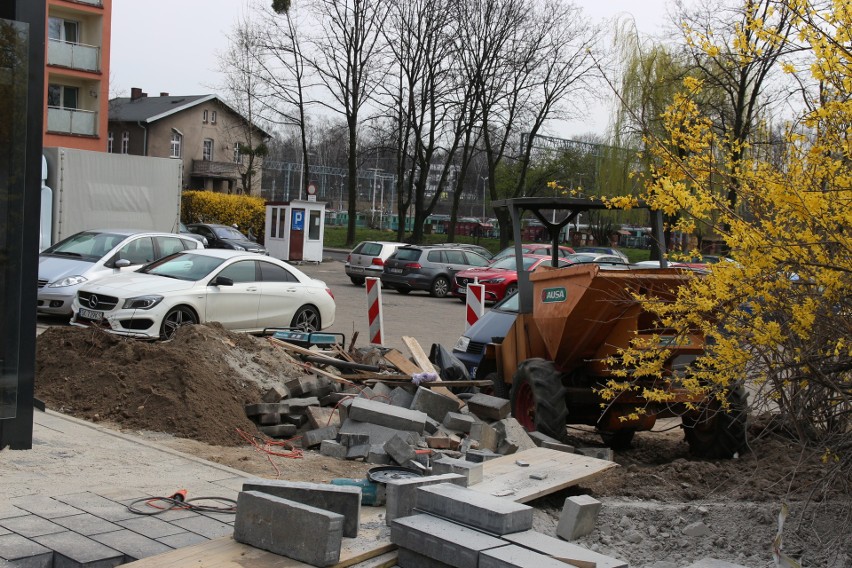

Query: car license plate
left=351, top=266, right=364, bottom=273
left=388, top=268, right=403, bottom=274
left=78, top=308, right=103, bottom=321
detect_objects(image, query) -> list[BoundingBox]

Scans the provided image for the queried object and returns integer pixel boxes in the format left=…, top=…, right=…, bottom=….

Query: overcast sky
left=110, top=0, right=675, bottom=138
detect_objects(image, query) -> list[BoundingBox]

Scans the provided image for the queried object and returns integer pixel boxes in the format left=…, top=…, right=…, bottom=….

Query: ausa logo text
left=541, top=287, right=567, bottom=303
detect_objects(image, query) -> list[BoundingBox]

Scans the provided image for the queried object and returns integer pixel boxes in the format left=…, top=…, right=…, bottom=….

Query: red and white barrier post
left=465, top=281, right=485, bottom=329
left=365, top=277, right=384, bottom=346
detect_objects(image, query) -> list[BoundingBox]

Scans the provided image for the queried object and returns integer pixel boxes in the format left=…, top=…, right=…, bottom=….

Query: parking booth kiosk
left=265, top=199, right=327, bottom=262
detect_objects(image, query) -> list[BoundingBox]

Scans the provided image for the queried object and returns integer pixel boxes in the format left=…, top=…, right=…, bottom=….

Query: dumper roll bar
left=492, top=197, right=668, bottom=314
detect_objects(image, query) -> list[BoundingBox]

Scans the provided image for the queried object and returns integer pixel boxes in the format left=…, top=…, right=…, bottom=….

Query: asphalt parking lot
left=297, top=259, right=470, bottom=354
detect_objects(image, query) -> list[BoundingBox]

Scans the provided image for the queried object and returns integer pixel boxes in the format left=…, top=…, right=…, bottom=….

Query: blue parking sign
left=292, top=209, right=305, bottom=231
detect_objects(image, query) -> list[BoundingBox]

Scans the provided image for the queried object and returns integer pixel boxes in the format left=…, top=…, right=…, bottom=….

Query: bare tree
left=306, top=0, right=390, bottom=246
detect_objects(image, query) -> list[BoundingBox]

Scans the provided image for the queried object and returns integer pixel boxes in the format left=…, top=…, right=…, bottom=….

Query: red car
left=452, top=254, right=571, bottom=303
left=490, top=244, right=575, bottom=263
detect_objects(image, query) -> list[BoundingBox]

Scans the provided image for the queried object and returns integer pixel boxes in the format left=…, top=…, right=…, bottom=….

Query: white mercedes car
left=70, top=249, right=336, bottom=340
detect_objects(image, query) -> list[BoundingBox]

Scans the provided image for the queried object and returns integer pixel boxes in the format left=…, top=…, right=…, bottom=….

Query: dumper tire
left=599, top=429, right=635, bottom=450
left=682, top=385, right=749, bottom=459
left=480, top=371, right=509, bottom=399
left=511, top=358, right=568, bottom=442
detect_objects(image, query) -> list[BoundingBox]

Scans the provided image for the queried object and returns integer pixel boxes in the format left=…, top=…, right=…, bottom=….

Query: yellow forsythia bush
left=181, top=190, right=266, bottom=243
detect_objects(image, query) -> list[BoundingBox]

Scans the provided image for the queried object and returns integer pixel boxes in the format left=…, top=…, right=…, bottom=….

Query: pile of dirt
left=35, top=324, right=306, bottom=446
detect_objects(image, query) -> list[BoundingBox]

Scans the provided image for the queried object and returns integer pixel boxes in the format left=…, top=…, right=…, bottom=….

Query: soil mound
left=35, top=324, right=304, bottom=446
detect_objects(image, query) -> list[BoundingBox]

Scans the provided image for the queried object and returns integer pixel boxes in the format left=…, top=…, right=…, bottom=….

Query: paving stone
left=303, top=426, right=340, bottom=448
left=469, top=422, right=499, bottom=452
left=242, top=480, right=361, bottom=537
left=495, top=418, right=537, bottom=454
left=527, top=431, right=563, bottom=448
left=348, top=398, right=427, bottom=433
left=339, top=432, right=372, bottom=447
left=396, top=546, right=455, bottom=568
left=540, top=440, right=576, bottom=453
left=262, top=385, right=290, bottom=403
left=288, top=396, right=321, bottom=410
left=431, top=457, right=483, bottom=485
left=259, top=424, right=298, bottom=439
left=33, top=531, right=123, bottom=567
left=52, top=493, right=137, bottom=522
left=0, top=515, right=67, bottom=538
left=52, top=514, right=122, bottom=537
left=410, top=387, right=459, bottom=422
left=464, top=449, right=502, bottom=463
left=367, top=445, right=391, bottom=465
left=320, top=439, right=348, bottom=459
left=415, top=483, right=533, bottom=535
left=384, top=474, right=467, bottom=525
left=244, top=402, right=290, bottom=416
left=424, top=417, right=441, bottom=435
left=357, top=386, right=377, bottom=400
left=575, top=447, right=615, bottom=461
left=8, top=495, right=83, bottom=519
left=384, top=434, right=417, bottom=466
left=556, top=495, right=601, bottom=541
left=169, top=515, right=233, bottom=539
left=307, top=406, right=341, bottom=429
left=480, top=543, right=569, bottom=568
left=443, top=412, right=476, bottom=433
left=234, top=491, right=343, bottom=567
left=389, top=387, right=414, bottom=408
left=370, top=382, right=394, bottom=401
left=156, top=531, right=209, bottom=549
left=466, top=393, right=511, bottom=421
left=502, top=529, right=627, bottom=568
left=346, top=443, right=371, bottom=460
left=0, top=505, right=29, bottom=521
left=255, top=412, right=281, bottom=425
left=391, top=514, right=506, bottom=568
left=0, top=526, right=9, bottom=536
left=90, top=529, right=174, bottom=561
left=116, top=516, right=187, bottom=539
left=339, top=419, right=421, bottom=446
left=0, top=533, right=53, bottom=565
left=282, top=413, right=308, bottom=427
left=425, top=434, right=460, bottom=450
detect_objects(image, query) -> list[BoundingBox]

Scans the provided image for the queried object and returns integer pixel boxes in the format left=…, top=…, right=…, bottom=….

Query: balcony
left=48, top=39, right=100, bottom=72
left=192, top=160, right=239, bottom=179
left=47, top=107, right=98, bottom=136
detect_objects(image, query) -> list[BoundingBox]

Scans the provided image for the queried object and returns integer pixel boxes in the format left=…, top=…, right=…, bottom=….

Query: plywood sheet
left=474, top=447, right=618, bottom=503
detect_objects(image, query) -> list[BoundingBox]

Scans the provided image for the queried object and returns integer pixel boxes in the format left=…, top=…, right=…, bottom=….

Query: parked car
left=38, top=229, right=203, bottom=317
left=186, top=223, right=267, bottom=255
left=381, top=245, right=491, bottom=297
left=179, top=222, right=208, bottom=247
left=452, top=254, right=572, bottom=303
left=452, top=292, right=521, bottom=376
left=345, top=241, right=406, bottom=285
left=563, top=252, right=629, bottom=266
left=572, top=246, right=629, bottom=263
left=433, top=243, right=494, bottom=260
left=70, top=249, right=335, bottom=340
left=490, top=243, right=574, bottom=263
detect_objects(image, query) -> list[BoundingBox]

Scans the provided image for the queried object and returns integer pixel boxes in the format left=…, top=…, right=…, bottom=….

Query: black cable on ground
left=127, top=496, right=237, bottom=515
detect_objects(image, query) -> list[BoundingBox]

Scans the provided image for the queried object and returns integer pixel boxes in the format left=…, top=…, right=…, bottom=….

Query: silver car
left=345, top=241, right=406, bottom=285
left=38, top=229, right=203, bottom=316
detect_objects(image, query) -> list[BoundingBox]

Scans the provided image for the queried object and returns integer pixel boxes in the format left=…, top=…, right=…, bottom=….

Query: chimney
left=130, top=87, right=147, bottom=101
left=160, top=92, right=169, bottom=97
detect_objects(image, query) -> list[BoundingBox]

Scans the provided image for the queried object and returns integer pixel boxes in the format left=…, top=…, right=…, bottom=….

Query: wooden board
left=123, top=508, right=392, bottom=568
left=473, top=447, right=617, bottom=503
left=399, top=337, right=465, bottom=409
left=382, top=349, right=421, bottom=375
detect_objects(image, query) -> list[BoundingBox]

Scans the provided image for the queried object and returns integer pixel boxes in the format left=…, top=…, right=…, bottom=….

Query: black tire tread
left=683, top=386, right=749, bottom=459
left=511, top=358, right=568, bottom=441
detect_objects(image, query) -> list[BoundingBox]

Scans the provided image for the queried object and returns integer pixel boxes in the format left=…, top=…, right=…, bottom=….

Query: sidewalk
left=1, top=409, right=258, bottom=566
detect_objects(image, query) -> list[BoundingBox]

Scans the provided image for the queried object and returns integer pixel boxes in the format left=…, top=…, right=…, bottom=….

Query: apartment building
left=44, top=0, right=111, bottom=151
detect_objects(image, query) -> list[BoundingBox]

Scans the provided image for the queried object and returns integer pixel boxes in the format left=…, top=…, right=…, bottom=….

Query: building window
left=233, top=142, right=241, bottom=163
left=203, top=139, right=214, bottom=161
left=47, top=84, right=79, bottom=109
left=108, top=131, right=114, bottom=153
left=48, top=17, right=79, bottom=43
left=211, top=111, right=217, bottom=124
left=202, top=109, right=208, bottom=123
left=121, top=131, right=130, bottom=154
left=170, top=132, right=182, bottom=158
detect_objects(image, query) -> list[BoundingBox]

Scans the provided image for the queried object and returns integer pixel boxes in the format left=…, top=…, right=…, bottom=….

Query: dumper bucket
left=529, top=264, right=703, bottom=373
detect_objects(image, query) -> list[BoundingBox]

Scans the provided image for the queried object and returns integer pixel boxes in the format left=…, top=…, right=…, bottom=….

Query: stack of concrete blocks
left=389, top=482, right=627, bottom=568
left=233, top=480, right=362, bottom=567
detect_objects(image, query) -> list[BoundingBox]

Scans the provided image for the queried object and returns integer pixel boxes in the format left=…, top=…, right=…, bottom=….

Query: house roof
left=109, top=94, right=270, bottom=137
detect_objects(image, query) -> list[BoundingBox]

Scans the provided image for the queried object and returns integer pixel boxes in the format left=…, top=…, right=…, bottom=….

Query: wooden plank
left=475, top=447, right=617, bottom=503
left=401, top=336, right=435, bottom=372
left=124, top=508, right=393, bottom=568
left=400, top=337, right=465, bottom=409
left=382, top=349, right=421, bottom=375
